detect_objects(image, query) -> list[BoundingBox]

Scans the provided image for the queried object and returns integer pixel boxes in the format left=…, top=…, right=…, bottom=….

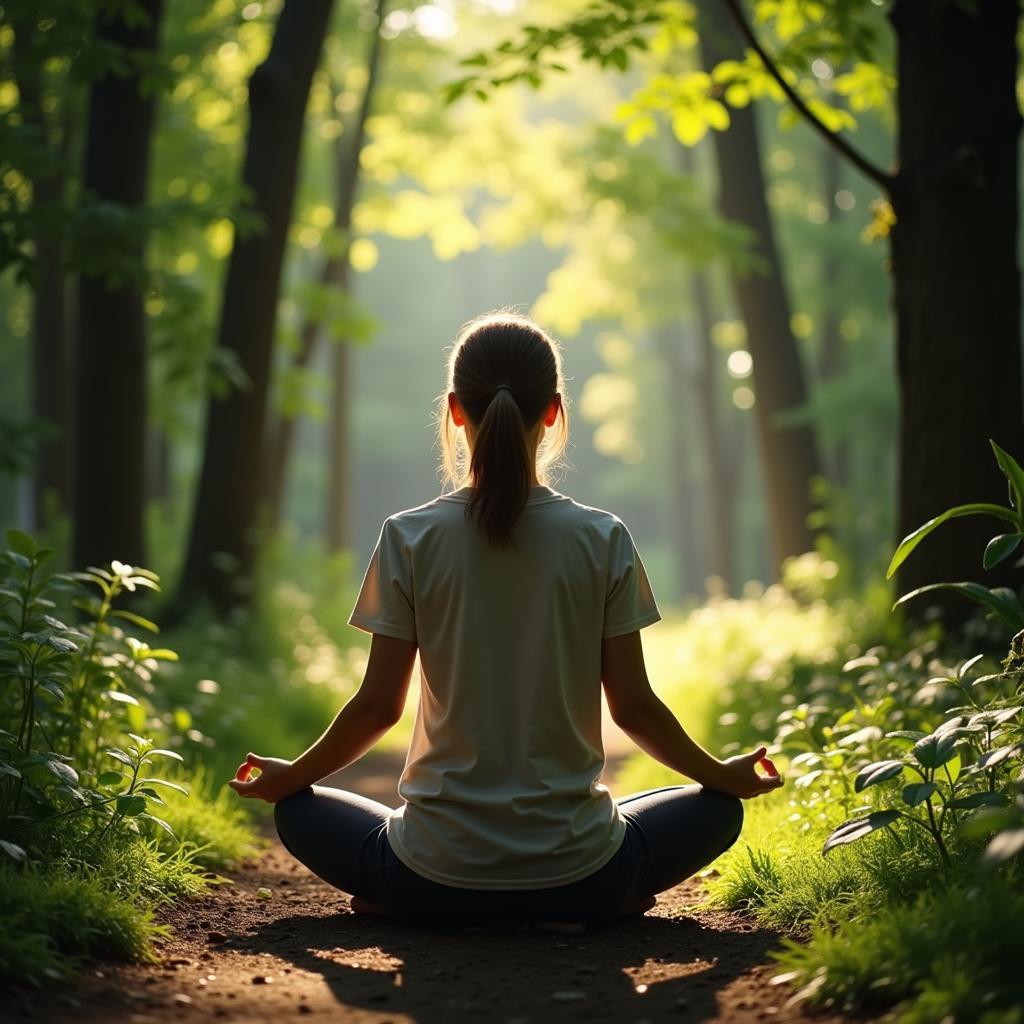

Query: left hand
left=228, top=753, right=299, bottom=803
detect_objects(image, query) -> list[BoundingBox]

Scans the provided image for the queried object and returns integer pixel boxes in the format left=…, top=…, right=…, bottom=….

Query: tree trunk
left=177, top=0, right=335, bottom=609
left=818, top=143, right=850, bottom=490
left=263, top=9, right=385, bottom=544
left=690, top=268, right=738, bottom=591
left=655, top=324, right=705, bottom=597
left=11, top=15, right=74, bottom=528
left=326, top=308, right=352, bottom=553
left=889, top=0, right=1022, bottom=602
left=698, top=1, right=822, bottom=571
left=73, top=0, right=163, bottom=570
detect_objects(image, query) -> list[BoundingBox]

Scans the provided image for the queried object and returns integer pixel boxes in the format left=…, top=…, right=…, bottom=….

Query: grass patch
left=774, top=871, right=1024, bottom=1022
left=156, top=766, right=261, bottom=869
left=0, top=865, right=161, bottom=986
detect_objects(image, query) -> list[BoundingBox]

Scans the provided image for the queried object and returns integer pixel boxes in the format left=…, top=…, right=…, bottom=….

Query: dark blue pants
left=275, top=784, right=743, bottom=925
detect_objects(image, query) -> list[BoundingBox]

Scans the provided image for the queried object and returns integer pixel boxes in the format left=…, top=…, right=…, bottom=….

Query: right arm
left=601, top=631, right=782, bottom=799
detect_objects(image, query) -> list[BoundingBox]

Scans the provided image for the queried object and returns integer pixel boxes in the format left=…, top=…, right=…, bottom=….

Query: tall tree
left=262, top=3, right=385, bottom=547
left=888, top=0, right=1022, bottom=597
left=73, top=0, right=164, bottom=570
left=10, top=10, right=75, bottom=527
left=177, top=0, right=335, bottom=609
left=719, top=0, right=1022, bottom=603
left=698, top=1, right=822, bottom=569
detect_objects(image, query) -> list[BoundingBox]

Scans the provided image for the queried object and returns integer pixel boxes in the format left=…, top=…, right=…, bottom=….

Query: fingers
left=229, top=778, right=255, bottom=797
left=246, top=752, right=268, bottom=769
left=235, top=761, right=253, bottom=781
left=743, top=745, right=768, bottom=764
left=758, top=756, right=779, bottom=777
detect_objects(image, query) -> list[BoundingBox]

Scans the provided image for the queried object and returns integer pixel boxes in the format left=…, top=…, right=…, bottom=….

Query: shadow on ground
left=232, top=896, right=780, bottom=1023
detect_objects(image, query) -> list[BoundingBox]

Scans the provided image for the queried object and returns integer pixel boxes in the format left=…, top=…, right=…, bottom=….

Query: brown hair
left=438, top=312, right=569, bottom=546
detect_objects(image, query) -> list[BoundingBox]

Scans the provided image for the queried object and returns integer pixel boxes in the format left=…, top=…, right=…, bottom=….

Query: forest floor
left=8, top=748, right=863, bottom=1024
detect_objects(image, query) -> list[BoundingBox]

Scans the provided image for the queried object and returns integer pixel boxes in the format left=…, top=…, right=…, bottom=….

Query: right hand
left=708, top=746, right=783, bottom=799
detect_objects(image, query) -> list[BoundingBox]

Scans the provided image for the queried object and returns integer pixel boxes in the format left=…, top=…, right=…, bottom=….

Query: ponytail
left=438, top=313, right=569, bottom=547
left=468, top=387, right=533, bottom=546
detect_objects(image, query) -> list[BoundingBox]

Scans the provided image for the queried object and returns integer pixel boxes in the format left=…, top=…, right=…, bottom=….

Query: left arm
left=229, top=633, right=417, bottom=803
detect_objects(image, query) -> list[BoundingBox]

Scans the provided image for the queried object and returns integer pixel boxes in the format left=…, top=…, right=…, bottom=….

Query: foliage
left=888, top=440, right=1024, bottom=629
left=773, top=873, right=1024, bottom=1022
left=0, top=529, right=258, bottom=984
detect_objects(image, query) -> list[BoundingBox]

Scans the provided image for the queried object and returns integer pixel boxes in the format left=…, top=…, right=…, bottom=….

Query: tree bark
left=698, top=1, right=822, bottom=571
left=73, top=0, right=163, bottom=569
left=889, top=0, right=1023, bottom=601
left=11, top=17, right=74, bottom=528
left=177, top=0, right=335, bottom=609
left=263, top=9, right=384, bottom=545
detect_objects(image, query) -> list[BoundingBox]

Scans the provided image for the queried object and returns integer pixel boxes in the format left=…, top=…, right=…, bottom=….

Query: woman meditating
left=230, top=312, right=782, bottom=925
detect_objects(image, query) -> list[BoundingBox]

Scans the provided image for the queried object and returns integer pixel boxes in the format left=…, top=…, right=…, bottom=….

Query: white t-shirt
left=348, top=485, right=661, bottom=890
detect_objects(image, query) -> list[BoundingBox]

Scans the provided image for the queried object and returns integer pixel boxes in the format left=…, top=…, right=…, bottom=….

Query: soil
left=8, top=750, right=860, bottom=1024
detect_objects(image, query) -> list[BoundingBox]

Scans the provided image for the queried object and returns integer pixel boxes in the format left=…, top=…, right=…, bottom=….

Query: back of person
left=350, top=486, right=659, bottom=888
left=232, top=310, right=781, bottom=926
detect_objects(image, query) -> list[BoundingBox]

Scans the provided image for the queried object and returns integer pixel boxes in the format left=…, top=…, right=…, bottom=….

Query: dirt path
left=9, top=751, right=857, bottom=1024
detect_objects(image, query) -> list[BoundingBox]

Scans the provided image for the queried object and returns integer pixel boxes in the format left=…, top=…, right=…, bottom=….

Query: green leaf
left=885, top=730, right=926, bottom=743
left=948, top=792, right=1009, bottom=810
left=115, top=794, right=147, bottom=816
left=887, top=503, right=1020, bottom=578
left=894, top=582, right=1024, bottom=630
left=45, top=759, right=79, bottom=786
left=138, top=777, right=189, bottom=796
left=854, top=759, right=906, bottom=792
left=37, top=680, right=65, bottom=702
left=106, top=690, right=140, bottom=706
left=958, top=655, right=985, bottom=682
left=913, top=731, right=963, bottom=769
left=0, top=839, right=27, bottom=863
left=110, top=610, right=160, bottom=633
left=902, top=782, right=938, bottom=806
left=0, top=762, right=21, bottom=780
left=104, top=749, right=133, bottom=768
left=45, top=635, right=78, bottom=654
left=5, top=529, right=36, bottom=558
left=823, top=810, right=902, bottom=855
left=977, top=743, right=1023, bottom=770
left=144, top=748, right=184, bottom=763
left=96, top=770, right=123, bottom=787
left=990, top=439, right=1024, bottom=512
left=139, top=812, right=175, bottom=838
left=983, top=533, right=1022, bottom=569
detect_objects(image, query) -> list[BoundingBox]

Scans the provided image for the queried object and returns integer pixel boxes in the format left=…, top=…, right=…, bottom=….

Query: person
left=230, top=312, right=782, bottom=926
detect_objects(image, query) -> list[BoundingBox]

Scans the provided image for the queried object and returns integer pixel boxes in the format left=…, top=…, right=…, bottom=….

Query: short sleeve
left=348, top=518, right=417, bottom=642
left=603, top=519, right=661, bottom=639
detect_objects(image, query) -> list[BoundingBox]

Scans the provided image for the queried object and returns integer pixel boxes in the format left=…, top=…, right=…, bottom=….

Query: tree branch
left=721, top=0, right=893, bottom=192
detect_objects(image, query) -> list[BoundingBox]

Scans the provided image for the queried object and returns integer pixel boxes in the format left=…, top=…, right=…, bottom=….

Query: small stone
left=635, top=984, right=649, bottom=995
left=172, top=994, right=192, bottom=1006
left=256, top=887, right=273, bottom=900
left=252, top=975, right=273, bottom=985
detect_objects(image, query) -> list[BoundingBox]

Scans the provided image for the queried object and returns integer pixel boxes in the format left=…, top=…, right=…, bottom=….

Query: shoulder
left=380, top=494, right=464, bottom=543
left=551, top=495, right=631, bottom=539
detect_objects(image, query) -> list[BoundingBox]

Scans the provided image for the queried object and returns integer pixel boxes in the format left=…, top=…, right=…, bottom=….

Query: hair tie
left=493, top=384, right=513, bottom=398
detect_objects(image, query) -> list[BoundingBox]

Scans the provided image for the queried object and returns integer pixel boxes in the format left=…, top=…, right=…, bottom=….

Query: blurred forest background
left=0, top=0, right=932, bottom=609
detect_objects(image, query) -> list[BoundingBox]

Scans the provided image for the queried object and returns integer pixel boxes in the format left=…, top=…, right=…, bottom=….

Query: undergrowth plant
left=0, top=530, right=185, bottom=864
left=0, top=529, right=257, bottom=986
